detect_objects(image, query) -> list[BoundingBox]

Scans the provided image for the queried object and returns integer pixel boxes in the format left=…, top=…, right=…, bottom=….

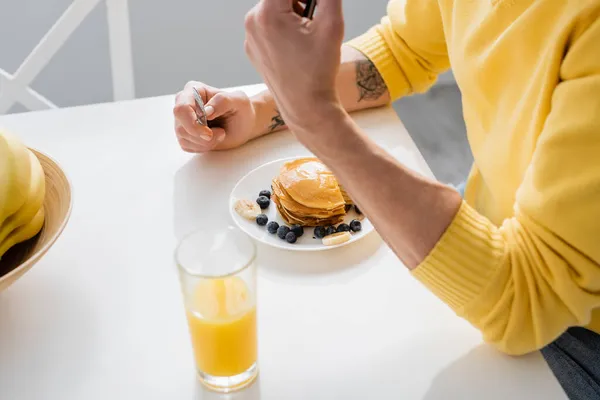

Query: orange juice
left=186, top=276, right=257, bottom=377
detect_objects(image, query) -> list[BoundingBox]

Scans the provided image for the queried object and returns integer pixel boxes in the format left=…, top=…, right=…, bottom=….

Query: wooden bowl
left=0, top=149, right=73, bottom=292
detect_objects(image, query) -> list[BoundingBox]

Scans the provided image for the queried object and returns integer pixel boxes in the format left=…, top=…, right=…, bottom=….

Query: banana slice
left=322, top=231, right=352, bottom=246
left=234, top=199, right=261, bottom=220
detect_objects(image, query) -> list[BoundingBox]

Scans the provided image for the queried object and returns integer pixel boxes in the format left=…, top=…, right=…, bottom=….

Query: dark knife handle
left=303, top=0, right=317, bottom=19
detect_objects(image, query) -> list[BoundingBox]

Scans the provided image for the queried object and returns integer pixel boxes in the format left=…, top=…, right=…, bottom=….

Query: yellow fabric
left=349, top=0, right=600, bottom=355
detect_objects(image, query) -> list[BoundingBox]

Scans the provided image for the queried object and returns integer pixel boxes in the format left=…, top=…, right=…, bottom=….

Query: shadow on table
left=195, top=375, right=262, bottom=400
left=257, top=232, right=384, bottom=285
left=423, top=345, right=566, bottom=400
left=173, top=152, right=241, bottom=242
left=173, top=134, right=302, bottom=243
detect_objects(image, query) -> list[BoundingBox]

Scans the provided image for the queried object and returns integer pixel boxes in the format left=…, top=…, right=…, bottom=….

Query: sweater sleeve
left=412, top=16, right=600, bottom=355
left=346, top=0, right=450, bottom=100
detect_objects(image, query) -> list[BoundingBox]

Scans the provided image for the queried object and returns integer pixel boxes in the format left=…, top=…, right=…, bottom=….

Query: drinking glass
left=175, top=226, right=258, bottom=392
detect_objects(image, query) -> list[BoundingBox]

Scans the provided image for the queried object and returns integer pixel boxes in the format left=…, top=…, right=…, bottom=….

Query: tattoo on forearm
left=268, top=109, right=286, bottom=133
left=356, top=59, right=387, bottom=102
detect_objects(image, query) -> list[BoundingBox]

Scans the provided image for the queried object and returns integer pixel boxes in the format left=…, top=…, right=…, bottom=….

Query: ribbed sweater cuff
left=346, top=28, right=411, bottom=100
left=412, top=201, right=507, bottom=312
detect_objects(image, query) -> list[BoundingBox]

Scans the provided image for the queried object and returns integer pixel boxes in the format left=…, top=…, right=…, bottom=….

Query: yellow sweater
left=349, top=0, right=600, bottom=355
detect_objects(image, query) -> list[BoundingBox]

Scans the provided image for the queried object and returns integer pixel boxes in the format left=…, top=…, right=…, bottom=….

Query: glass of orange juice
left=175, top=226, right=258, bottom=392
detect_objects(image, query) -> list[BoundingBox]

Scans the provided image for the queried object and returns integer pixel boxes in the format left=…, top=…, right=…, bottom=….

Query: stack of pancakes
left=272, top=158, right=347, bottom=226
left=339, top=185, right=353, bottom=207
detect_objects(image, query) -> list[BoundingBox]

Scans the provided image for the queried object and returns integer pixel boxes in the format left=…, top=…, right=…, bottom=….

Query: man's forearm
left=250, top=45, right=390, bottom=137
left=298, top=104, right=462, bottom=269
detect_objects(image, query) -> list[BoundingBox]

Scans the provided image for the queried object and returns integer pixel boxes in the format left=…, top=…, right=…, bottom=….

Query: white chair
left=0, top=0, right=135, bottom=114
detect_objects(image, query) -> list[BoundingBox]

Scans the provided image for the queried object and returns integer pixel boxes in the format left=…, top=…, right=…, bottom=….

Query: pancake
left=272, top=158, right=348, bottom=226
left=339, top=185, right=353, bottom=205
left=276, top=158, right=345, bottom=210
left=272, top=179, right=345, bottom=216
left=272, top=194, right=345, bottom=226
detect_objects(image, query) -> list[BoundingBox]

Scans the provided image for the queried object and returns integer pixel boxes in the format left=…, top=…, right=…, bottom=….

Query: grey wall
left=0, top=0, right=392, bottom=113
left=1, top=0, right=468, bottom=183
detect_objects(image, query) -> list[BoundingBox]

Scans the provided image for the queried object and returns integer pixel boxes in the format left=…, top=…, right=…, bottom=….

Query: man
left=173, top=0, right=600, bottom=397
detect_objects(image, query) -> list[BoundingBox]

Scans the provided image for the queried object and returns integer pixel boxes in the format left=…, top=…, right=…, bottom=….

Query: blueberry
left=350, top=220, right=362, bottom=232
left=285, top=231, right=297, bottom=244
left=313, top=226, right=326, bottom=239
left=256, top=214, right=268, bottom=226
left=259, top=189, right=272, bottom=199
left=354, top=205, right=362, bottom=215
left=267, top=221, right=279, bottom=234
left=337, top=223, right=351, bottom=232
left=291, top=224, right=304, bottom=237
left=256, top=196, right=270, bottom=209
left=277, top=225, right=291, bottom=239
left=325, top=226, right=336, bottom=236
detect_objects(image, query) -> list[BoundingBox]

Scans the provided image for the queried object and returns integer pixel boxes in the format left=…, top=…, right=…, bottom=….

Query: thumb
left=204, top=92, right=235, bottom=120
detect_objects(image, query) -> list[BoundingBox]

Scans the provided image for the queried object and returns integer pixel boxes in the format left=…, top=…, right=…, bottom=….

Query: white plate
left=229, top=157, right=373, bottom=251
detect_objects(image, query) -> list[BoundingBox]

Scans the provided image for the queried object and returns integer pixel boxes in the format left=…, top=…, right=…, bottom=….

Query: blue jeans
left=453, top=182, right=600, bottom=399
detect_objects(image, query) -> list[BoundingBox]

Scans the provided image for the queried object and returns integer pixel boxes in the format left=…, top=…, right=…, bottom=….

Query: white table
left=0, top=85, right=565, bottom=400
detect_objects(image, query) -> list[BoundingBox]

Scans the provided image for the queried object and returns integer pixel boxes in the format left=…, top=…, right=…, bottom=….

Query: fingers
left=175, top=122, right=209, bottom=146
left=175, top=121, right=226, bottom=153
left=177, top=136, right=198, bottom=153
left=173, top=82, right=253, bottom=153
left=204, top=91, right=249, bottom=121
left=173, top=81, right=221, bottom=152
left=174, top=101, right=213, bottom=141
left=174, top=81, right=219, bottom=141
left=175, top=81, right=219, bottom=120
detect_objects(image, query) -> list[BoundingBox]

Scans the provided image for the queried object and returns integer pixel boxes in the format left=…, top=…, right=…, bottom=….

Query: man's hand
left=173, top=82, right=258, bottom=153
left=244, top=0, right=346, bottom=139
left=176, top=0, right=391, bottom=154
left=244, top=0, right=461, bottom=271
